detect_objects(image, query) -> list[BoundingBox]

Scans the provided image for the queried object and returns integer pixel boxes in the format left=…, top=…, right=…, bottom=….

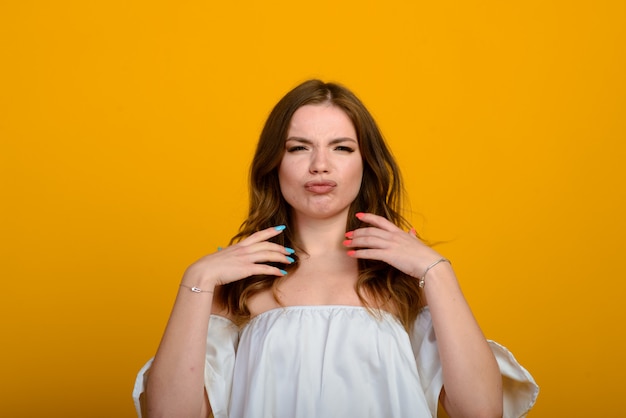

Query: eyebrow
left=285, top=137, right=358, bottom=145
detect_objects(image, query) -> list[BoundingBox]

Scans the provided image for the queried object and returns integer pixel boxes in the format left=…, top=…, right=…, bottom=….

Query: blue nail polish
left=285, top=247, right=295, bottom=254
left=274, top=225, right=286, bottom=231
left=286, top=256, right=295, bottom=263
left=280, top=269, right=288, bottom=275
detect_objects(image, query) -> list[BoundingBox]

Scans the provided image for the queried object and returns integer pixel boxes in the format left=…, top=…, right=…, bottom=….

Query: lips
left=304, top=180, right=337, bottom=194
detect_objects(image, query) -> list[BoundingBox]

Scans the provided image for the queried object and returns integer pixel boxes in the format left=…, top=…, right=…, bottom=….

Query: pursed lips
left=304, top=180, right=337, bottom=194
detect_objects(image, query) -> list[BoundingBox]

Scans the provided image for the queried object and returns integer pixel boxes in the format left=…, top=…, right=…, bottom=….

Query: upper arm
left=140, top=369, right=212, bottom=418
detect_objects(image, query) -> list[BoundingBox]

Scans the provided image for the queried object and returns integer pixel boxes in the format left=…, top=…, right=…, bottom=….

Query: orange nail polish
left=355, top=212, right=364, bottom=219
left=347, top=250, right=357, bottom=257
left=345, top=231, right=354, bottom=238
left=343, top=240, right=352, bottom=246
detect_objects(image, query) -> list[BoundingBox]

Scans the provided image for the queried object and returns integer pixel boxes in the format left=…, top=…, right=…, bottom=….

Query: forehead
left=287, top=104, right=356, bottom=139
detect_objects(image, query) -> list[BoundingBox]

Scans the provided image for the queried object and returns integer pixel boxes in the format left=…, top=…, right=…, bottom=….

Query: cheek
left=278, top=162, right=297, bottom=197
left=347, top=162, right=364, bottom=197
left=353, top=161, right=364, bottom=185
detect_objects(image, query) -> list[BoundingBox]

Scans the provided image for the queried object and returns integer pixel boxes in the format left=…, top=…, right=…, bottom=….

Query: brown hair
left=217, top=79, right=423, bottom=331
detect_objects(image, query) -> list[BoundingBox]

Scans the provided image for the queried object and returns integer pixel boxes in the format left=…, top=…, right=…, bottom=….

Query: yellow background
left=1, top=1, right=624, bottom=416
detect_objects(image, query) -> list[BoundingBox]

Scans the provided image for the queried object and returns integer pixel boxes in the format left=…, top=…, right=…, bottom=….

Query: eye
left=287, top=145, right=308, bottom=152
left=334, top=145, right=355, bottom=153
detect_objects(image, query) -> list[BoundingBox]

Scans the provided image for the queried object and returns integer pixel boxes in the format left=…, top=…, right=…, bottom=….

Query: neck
left=292, top=213, right=348, bottom=256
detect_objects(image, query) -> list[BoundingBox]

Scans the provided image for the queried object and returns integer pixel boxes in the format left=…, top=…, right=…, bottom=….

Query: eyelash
left=286, top=146, right=355, bottom=153
left=287, top=146, right=308, bottom=152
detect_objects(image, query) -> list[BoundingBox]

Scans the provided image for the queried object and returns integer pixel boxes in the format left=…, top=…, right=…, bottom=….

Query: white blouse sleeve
left=203, top=315, right=240, bottom=418
left=132, top=314, right=240, bottom=418
left=409, top=308, right=539, bottom=418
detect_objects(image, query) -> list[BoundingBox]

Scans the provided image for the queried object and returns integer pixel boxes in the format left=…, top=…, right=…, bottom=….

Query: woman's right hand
left=181, top=225, right=294, bottom=291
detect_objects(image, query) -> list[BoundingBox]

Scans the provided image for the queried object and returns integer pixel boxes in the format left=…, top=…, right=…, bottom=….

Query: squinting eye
left=335, top=146, right=355, bottom=152
left=287, top=145, right=308, bottom=152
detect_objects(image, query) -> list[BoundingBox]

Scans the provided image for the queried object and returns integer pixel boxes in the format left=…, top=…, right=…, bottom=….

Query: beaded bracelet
left=418, top=258, right=451, bottom=288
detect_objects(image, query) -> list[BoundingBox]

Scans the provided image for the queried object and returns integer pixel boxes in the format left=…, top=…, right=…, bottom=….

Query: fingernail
left=355, top=212, right=364, bottom=219
left=347, top=250, right=356, bottom=257
left=286, top=256, right=295, bottom=263
left=345, top=231, right=354, bottom=238
left=274, top=225, right=286, bottom=231
left=343, top=239, right=352, bottom=246
left=279, top=269, right=288, bottom=275
left=285, top=247, right=295, bottom=254
left=217, top=246, right=223, bottom=251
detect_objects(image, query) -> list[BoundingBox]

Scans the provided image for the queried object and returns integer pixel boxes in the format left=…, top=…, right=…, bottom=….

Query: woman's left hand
left=344, top=212, right=443, bottom=278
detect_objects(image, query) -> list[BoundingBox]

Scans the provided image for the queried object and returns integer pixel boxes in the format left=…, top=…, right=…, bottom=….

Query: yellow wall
left=1, top=1, right=624, bottom=416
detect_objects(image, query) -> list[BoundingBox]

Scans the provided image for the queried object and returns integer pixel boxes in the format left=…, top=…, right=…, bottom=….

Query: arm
left=422, top=262, right=503, bottom=418
left=345, top=213, right=502, bottom=418
left=145, top=226, right=293, bottom=418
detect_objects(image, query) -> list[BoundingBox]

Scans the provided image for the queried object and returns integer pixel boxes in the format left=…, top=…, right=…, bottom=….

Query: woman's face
left=278, top=103, right=363, bottom=222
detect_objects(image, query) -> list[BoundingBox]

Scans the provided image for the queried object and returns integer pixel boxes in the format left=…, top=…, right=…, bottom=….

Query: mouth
left=304, top=180, right=337, bottom=194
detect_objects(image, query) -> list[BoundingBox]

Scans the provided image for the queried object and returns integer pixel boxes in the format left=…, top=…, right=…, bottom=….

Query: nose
left=309, top=150, right=330, bottom=174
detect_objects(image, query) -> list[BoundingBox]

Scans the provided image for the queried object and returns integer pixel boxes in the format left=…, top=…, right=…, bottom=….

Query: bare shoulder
left=247, top=288, right=282, bottom=317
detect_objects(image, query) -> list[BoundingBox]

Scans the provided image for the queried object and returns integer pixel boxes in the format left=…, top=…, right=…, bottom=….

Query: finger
left=349, top=226, right=391, bottom=240
left=225, top=241, right=295, bottom=266
left=247, top=249, right=296, bottom=265
left=240, top=225, right=287, bottom=246
left=346, top=248, right=386, bottom=262
left=344, top=233, right=391, bottom=250
left=246, top=264, right=289, bottom=277
left=355, top=212, right=401, bottom=232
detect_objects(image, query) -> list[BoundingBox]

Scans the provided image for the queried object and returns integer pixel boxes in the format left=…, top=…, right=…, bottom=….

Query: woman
left=133, top=80, right=538, bottom=417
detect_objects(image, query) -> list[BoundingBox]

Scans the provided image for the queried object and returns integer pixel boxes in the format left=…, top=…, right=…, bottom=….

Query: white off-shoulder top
left=133, top=306, right=538, bottom=418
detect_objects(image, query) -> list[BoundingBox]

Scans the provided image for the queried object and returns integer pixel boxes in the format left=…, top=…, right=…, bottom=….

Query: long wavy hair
left=217, top=79, right=423, bottom=331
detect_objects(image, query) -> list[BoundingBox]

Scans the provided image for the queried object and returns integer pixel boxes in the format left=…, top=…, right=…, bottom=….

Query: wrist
left=180, top=272, right=218, bottom=294
left=182, top=264, right=220, bottom=290
left=418, top=258, right=452, bottom=288
left=179, top=283, right=215, bottom=294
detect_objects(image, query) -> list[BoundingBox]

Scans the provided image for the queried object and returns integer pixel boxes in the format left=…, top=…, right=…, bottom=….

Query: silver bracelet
left=180, top=284, right=214, bottom=293
left=418, top=258, right=451, bottom=288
